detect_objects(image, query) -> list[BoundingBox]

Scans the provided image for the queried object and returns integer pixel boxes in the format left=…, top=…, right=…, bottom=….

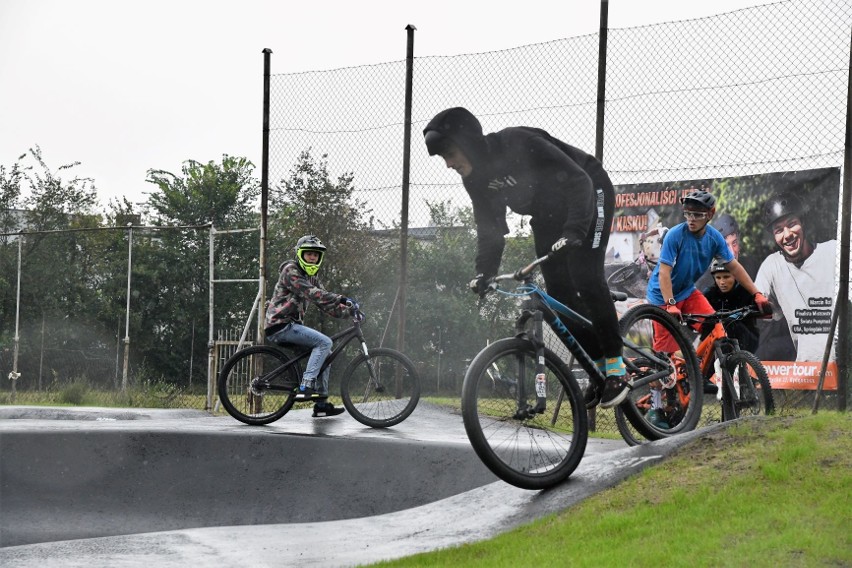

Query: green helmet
left=294, top=235, right=326, bottom=276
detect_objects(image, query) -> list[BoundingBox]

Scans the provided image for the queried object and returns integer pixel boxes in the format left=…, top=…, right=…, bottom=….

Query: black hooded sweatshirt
left=423, top=107, right=614, bottom=278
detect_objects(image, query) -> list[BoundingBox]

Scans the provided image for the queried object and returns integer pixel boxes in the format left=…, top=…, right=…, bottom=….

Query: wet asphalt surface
left=0, top=403, right=713, bottom=567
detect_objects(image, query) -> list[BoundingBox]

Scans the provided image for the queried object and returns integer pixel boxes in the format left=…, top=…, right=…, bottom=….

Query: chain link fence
left=2, top=0, right=849, bottom=436
left=267, top=0, right=851, bottom=433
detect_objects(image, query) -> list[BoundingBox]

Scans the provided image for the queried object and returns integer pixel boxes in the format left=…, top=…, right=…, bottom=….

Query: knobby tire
left=341, top=347, right=420, bottom=428
left=461, top=338, right=588, bottom=490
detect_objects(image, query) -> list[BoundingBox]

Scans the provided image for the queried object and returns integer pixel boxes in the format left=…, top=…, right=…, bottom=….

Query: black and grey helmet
left=680, top=189, right=716, bottom=210
left=710, top=260, right=730, bottom=274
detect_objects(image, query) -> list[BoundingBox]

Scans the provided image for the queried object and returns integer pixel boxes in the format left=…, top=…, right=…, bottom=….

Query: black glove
left=550, top=237, right=583, bottom=256
left=469, top=274, right=492, bottom=297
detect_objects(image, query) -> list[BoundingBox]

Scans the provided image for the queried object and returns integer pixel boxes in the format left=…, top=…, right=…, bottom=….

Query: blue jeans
left=268, top=323, right=332, bottom=395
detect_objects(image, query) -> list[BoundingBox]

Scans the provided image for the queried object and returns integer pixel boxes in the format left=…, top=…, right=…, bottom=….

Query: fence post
left=259, top=48, right=272, bottom=348
left=122, top=226, right=133, bottom=392
left=836, top=28, right=852, bottom=412
left=8, top=237, right=22, bottom=402
left=207, top=224, right=215, bottom=411
left=397, top=25, right=415, bottom=356
left=594, top=0, right=609, bottom=162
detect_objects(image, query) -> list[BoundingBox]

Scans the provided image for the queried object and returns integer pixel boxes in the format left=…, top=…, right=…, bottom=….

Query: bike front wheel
left=461, top=338, right=588, bottom=490
left=722, top=350, right=775, bottom=420
left=618, top=304, right=703, bottom=440
left=217, top=345, right=299, bottom=425
left=341, top=347, right=420, bottom=428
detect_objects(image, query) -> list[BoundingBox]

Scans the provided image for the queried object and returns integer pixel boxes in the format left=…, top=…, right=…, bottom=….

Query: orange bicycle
left=683, top=306, right=775, bottom=422
left=615, top=304, right=773, bottom=445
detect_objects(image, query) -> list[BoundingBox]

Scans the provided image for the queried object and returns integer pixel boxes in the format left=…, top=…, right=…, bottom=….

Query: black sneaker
left=584, top=380, right=603, bottom=409
left=293, top=385, right=319, bottom=400
left=312, top=402, right=345, bottom=418
left=599, top=375, right=630, bottom=409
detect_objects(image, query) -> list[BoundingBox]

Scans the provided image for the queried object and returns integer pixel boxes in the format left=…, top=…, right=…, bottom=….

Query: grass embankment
left=371, top=412, right=851, bottom=568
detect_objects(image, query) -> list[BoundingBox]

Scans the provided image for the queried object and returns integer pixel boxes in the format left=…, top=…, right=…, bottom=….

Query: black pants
left=532, top=184, right=621, bottom=362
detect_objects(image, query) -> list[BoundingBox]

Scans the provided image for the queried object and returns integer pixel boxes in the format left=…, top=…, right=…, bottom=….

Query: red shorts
left=652, top=289, right=714, bottom=353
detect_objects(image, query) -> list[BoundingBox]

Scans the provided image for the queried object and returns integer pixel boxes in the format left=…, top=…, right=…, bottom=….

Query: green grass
left=368, top=412, right=852, bottom=567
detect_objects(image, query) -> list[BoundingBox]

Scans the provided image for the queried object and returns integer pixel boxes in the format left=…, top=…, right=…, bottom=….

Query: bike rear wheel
left=217, top=345, right=299, bottom=425
left=618, top=304, right=703, bottom=440
left=461, top=338, right=588, bottom=490
left=614, top=405, right=652, bottom=446
left=341, top=347, right=420, bottom=428
left=722, top=350, right=775, bottom=420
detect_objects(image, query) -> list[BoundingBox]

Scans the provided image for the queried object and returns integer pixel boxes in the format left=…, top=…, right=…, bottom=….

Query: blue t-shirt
left=646, top=223, right=734, bottom=305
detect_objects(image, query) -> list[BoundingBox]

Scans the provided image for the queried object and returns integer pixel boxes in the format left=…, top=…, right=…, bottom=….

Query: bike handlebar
left=491, top=253, right=554, bottom=285
left=682, top=304, right=767, bottom=325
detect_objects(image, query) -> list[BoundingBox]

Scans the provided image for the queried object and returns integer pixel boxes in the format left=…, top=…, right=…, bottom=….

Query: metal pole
left=594, top=0, right=609, bottom=162
left=207, top=224, right=215, bottom=411
left=8, top=237, right=22, bottom=400
left=835, top=26, right=852, bottom=412
left=122, top=226, right=132, bottom=391
left=259, top=48, right=272, bottom=347
left=397, top=25, right=415, bottom=356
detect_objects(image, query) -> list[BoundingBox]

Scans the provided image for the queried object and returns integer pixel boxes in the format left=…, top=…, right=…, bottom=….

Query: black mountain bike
left=217, top=305, right=420, bottom=428
left=461, top=254, right=701, bottom=489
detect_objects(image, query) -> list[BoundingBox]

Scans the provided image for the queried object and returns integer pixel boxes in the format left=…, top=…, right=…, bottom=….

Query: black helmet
left=762, top=193, right=804, bottom=229
left=680, top=189, right=716, bottom=210
left=422, top=107, right=485, bottom=161
left=424, top=130, right=451, bottom=156
left=710, top=260, right=730, bottom=274
left=713, top=214, right=739, bottom=238
left=294, top=235, right=326, bottom=276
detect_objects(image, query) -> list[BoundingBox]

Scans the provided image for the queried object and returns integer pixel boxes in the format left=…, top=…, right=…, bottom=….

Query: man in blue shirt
left=646, top=190, right=770, bottom=387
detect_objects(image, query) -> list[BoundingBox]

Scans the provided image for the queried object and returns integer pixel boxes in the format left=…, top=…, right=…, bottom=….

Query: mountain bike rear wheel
left=217, top=345, right=299, bottom=425
left=618, top=304, right=703, bottom=440
left=461, top=338, right=588, bottom=490
left=341, top=348, right=420, bottom=428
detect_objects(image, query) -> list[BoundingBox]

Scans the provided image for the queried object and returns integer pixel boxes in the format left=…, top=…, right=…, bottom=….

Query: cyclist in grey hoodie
left=423, top=107, right=627, bottom=408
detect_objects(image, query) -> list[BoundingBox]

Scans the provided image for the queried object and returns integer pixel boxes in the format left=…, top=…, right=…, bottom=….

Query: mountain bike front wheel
left=217, top=345, right=299, bottom=425
left=722, top=350, right=775, bottom=420
left=461, top=338, right=588, bottom=490
left=341, top=348, right=420, bottom=428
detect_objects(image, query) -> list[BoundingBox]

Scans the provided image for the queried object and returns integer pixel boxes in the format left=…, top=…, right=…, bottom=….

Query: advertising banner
left=609, top=168, right=840, bottom=389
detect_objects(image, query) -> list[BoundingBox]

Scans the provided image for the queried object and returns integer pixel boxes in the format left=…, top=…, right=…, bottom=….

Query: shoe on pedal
left=703, top=378, right=718, bottom=395
left=312, top=402, right=345, bottom=418
left=293, top=385, right=319, bottom=400
left=584, top=380, right=603, bottom=409
left=599, top=376, right=630, bottom=409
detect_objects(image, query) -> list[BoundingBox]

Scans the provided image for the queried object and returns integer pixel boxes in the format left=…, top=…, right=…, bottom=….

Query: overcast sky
left=1, top=0, right=772, bottom=209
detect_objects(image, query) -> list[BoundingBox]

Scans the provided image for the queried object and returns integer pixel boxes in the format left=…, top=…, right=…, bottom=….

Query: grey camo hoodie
left=264, top=260, right=349, bottom=337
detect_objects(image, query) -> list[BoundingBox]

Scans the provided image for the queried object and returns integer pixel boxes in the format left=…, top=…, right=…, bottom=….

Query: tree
left=403, top=201, right=536, bottom=393
left=0, top=147, right=107, bottom=388
left=269, top=149, right=392, bottom=336
left=136, top=156, right=262, bottom=385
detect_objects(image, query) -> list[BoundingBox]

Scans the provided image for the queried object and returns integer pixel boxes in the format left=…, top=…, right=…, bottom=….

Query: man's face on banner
left=725, top=232, right=741, bottom=259
left=770, top=214, right=809, bottom=262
